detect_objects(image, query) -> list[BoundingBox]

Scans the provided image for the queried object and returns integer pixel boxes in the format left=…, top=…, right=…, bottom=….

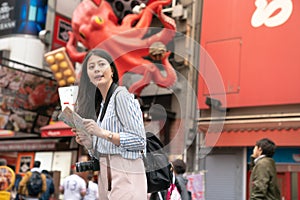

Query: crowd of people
left=0, top=159, right=100, bottom=200
left=0, top=160, right=55, bottom=200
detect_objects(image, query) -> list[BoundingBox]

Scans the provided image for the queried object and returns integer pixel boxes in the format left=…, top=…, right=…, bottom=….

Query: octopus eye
left=95, top=16, right=104, bottom=25
left=80, top=32, right=86, bottom=39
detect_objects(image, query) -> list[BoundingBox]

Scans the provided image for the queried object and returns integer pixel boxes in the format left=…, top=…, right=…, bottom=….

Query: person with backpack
left=73, top=48, right=147, bottom=199
left=40, top=170, right=55, bottom=200
left=18, top=162, right=47, bottom=200
left=149, top=158, right=186, bottom=200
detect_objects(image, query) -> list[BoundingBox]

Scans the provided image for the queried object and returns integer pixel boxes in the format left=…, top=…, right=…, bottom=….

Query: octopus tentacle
left=66, top=31, right=86, bottom=63
left=128, top=52, right=176, bottom=95
left=126, top=0, right=172, bottom=29
left=157, top=5, right=176, bottom=31
left=153, top=51, right=177, bottom=87
left=128, top=72, right=152, bottom=95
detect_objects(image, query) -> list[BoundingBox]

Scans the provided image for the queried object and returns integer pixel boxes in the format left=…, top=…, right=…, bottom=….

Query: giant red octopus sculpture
left=66, top=0, right=177, bottom=95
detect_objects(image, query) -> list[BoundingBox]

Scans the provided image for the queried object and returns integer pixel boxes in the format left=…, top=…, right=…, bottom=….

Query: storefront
left=199, top=116, right=300, bottom=200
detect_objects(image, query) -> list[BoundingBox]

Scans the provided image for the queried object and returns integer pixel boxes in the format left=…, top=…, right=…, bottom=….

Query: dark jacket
left=249, top=156, right=281, bottom=200
left=176, top=175, right=190, bottom=200
left=40, top=175, right=55, bottom=200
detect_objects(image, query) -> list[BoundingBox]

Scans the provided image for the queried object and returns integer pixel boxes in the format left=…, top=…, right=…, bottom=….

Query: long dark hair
left=75, top=49, right=119, bottom=120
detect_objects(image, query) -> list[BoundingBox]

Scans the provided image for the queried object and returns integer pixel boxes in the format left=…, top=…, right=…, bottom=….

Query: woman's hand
left=72, top=128, right=93, bottom=149
left=82, top=119, right=105, bottom=138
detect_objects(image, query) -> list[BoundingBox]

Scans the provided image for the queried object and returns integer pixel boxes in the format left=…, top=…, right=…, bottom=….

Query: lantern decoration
left=44, top=47, right=76, bottom=87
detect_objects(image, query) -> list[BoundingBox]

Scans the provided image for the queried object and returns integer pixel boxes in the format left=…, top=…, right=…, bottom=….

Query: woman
left=73, top=48, right=147, bottom=199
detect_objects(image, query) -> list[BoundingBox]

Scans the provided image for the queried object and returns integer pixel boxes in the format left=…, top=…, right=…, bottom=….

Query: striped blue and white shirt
left=93, top=86, right=146, bottom=159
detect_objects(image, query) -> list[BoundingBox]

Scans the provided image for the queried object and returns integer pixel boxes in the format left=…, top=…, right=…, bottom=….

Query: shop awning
left=40, top=121, right=74, bottom=137
left=198, top=116, right=300, bottom=147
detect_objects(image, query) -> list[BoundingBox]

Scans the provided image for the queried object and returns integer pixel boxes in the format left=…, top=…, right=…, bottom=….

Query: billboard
left=0, top=63, right=58, bottom=135
left=0, top=0, right=48, bottom=37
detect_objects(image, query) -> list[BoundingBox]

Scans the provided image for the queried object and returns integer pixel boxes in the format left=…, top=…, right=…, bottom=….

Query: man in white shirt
left=30, top=161, right=42, bottom=173
left=59, top=171, right=87, bottom=200
left=83, top=173, right=99, bottom=200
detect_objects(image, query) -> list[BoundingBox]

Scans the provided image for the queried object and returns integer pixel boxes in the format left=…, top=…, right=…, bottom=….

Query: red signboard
left=198, top=0, right=300, bottom=108
left=40, top=121, right=74, bottom=137
left=51, top=14, right=72, bottom=50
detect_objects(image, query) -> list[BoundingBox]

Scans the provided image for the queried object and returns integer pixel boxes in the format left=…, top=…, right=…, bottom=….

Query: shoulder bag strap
left=93, top=83, right=118, bottom=153
left=99, top=83, right=118, bottom=122
left=114, top=89, right=124, bottom=127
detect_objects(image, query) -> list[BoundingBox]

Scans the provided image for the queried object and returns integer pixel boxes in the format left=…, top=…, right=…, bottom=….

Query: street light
left=44, top=47, right=76, bottom=87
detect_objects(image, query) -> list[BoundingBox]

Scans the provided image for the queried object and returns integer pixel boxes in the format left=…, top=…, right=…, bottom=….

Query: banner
left=187, top=173, right=205, bottom=200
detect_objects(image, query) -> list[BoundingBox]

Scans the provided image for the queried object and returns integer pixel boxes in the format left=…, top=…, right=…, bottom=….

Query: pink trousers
left=97, top=155, right=147, bottom=200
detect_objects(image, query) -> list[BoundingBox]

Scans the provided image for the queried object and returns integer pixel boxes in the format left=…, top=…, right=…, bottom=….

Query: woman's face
left=87, top=55, right=113, bottom=88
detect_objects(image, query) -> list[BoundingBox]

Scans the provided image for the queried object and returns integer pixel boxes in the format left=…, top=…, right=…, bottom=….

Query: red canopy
left=40, top=121, right=74, bottom=137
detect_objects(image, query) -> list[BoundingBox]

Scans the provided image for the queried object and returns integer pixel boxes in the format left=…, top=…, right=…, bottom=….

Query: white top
left=30, top=167, right=42, bottom=173
left=94, top=86, right=146, bottom=159
left=59, top=174, right=86, bottom=200
left=83, top=181, right=99, bottom=200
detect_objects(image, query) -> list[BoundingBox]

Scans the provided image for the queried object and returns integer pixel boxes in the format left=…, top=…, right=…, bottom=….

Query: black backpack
left=27, top=171, right=43, bottom=196
left=143, top=132, right=173, bottom=193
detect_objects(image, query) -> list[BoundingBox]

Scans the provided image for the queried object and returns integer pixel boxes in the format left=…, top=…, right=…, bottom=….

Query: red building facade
left=198, top=0, right=300, bottom=199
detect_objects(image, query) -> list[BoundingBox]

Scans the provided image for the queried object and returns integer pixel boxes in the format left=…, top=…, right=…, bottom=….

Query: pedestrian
left=18, top=161, right=47, bottom=200
left=83, top=172, right=99, bottom=200
left=59, top=169, right=87, bottom=200
left=40, top=170, right=55, bottom=200
left=150, top=159, right=191, bottom=200
left=249, top=138, right=281, bottom=200
left=0, top=158, right=7, bottom=166
left=171, top=159, right=191, bottom=200
left=13, top=173, right=22, bottom=200
left=74, top=48, right=147, bottom=199
left=30, top=161, right=42, bottom=173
